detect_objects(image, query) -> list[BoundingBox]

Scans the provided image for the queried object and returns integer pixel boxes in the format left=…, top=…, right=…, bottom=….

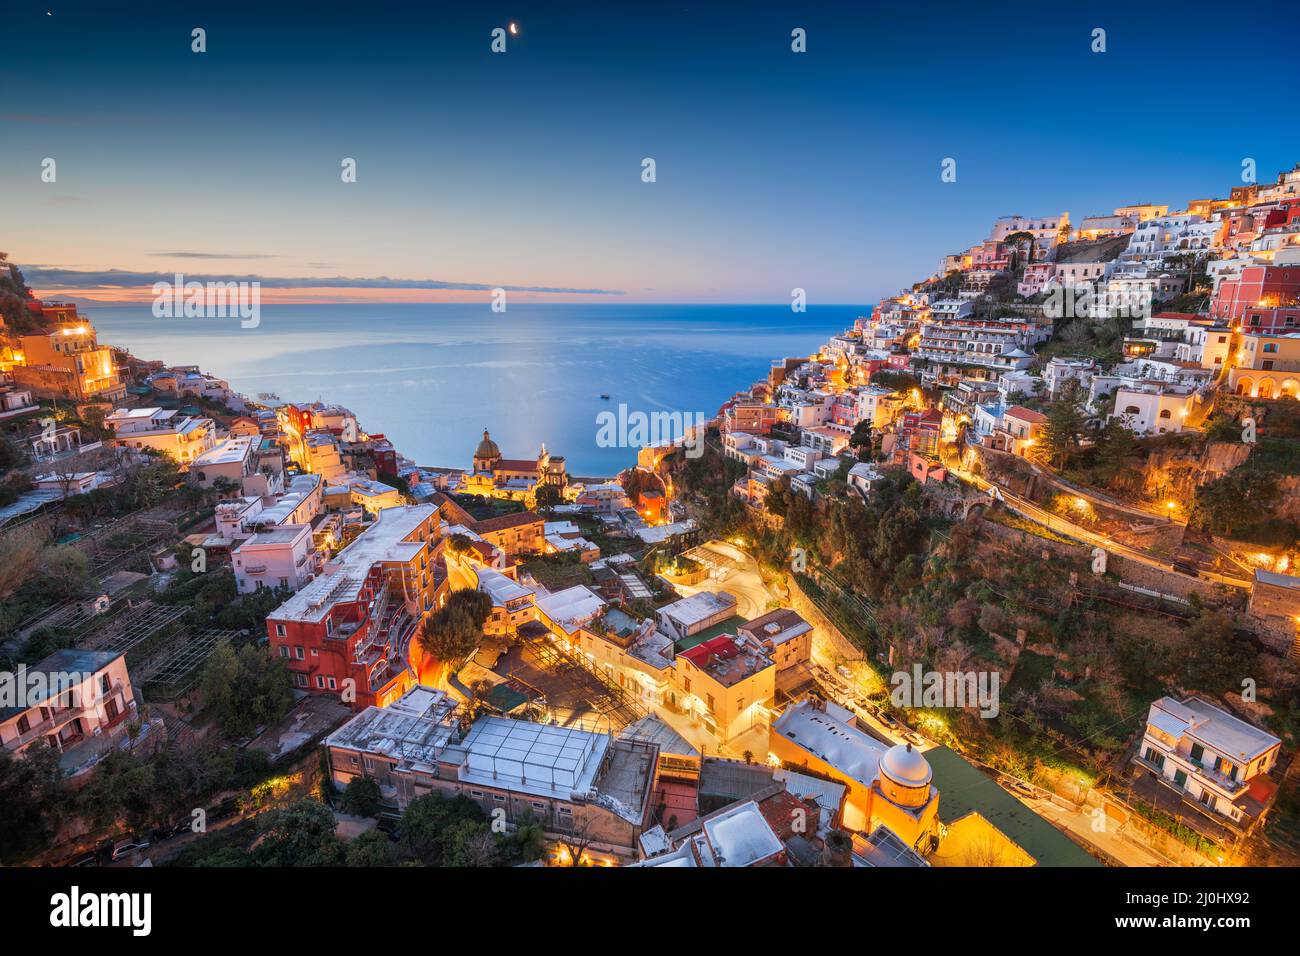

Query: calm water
left=86, top=303, right=865, bottom=475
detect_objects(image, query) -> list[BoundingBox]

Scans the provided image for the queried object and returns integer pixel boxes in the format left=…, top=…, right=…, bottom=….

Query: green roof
left=674, top=615, right=750, bottom=652
left=925, top=746, right=1100, bottom=867
left=483, top=684, right=530, bottom=714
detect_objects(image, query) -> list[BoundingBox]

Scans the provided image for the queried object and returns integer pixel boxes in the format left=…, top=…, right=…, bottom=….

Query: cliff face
left=1276, top=475, right=1300, bottom=521
left=1135, top=440, right=1250, bottom=503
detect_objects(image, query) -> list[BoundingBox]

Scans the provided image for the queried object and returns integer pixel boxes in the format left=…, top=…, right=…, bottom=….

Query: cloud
left=20, top=265, right=624, bottom=296
left=146, top=251, right=281, bottom=260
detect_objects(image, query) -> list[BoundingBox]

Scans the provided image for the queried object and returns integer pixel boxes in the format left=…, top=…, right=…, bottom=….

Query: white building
left=1136, top=696, right=1281, bottom=826
left=106, top=407, right=218, bottom=464
left=232, top=523, right=315, bottom=594
left=655, top=591, right=737, bottom=643
left=1043, top=358, right=1097, bottom=398
left=1109, top=382, right=1200, bottom=436
left=0, top=649, right=138, bottom=775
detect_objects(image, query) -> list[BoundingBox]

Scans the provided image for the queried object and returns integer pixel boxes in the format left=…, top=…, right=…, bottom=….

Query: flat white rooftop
left=772, top=699, right=886, bottom=789
left=1149, top=696, right=1280, bottom=763
left=659, top=590, right=737, bottom=628
left=478, top=567, right=535, bottom=606
left=325, top=685, right=459, bottom=773
left=702, top=800, right=784, bottom=867
left=193, top=436, right=255, bottom=467
left=536, top=585, right=606, bottom=634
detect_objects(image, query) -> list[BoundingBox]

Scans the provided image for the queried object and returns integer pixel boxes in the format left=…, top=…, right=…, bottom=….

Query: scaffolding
left=82, top=600, right=190, bottom=655
left=138, top=628, right=240, bottom=698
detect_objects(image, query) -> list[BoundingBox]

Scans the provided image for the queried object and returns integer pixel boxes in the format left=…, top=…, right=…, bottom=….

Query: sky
left=2, top=0, right=1296, bottom=305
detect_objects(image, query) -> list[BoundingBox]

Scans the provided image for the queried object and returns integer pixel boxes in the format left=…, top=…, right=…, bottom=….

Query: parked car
left=1000, top=778, right=1036, bottom=799
left=877, top=712, right=902, bottom=731
left=110, top=837, right=151, bottom=862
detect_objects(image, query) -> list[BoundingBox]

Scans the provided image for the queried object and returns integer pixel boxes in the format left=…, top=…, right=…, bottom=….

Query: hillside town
left=2, top=162, right=1300, bottom=871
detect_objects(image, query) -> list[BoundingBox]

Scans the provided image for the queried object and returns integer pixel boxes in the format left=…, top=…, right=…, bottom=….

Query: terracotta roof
left=495, top=458, right=539, bottom=472
left=1004, top=405, right=1048, bottom=424
left=472, top=510, right=544, bottom=534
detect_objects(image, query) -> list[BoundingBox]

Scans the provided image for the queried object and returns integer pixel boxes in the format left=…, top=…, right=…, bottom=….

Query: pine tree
left=1040, top=383, right=1085, bottom=469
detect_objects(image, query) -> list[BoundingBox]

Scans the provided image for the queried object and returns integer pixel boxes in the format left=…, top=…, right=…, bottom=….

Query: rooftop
left=659, top=590, right=738, bottom=629
left=772, top=699, right=886, bottom=789
left=1148, top=696, right=1281, bottom=763
left=678, top=635, right=773, bottom=688
left=193, top=436, right=256, bottom=467
left=1, top=649, right=125, bottom=719
left=451, top=716, right=609, bottom=803
left=739, top=608, right=812, bottom=647
left=535, top=585, right=606, bottom=634
left=701, top=799, right=785, bottom=867
left=925, top=745, right=1099, bottom=867
left=324, top=686, right=460, bottom=774
left=269, top=504, right=434, bottom=623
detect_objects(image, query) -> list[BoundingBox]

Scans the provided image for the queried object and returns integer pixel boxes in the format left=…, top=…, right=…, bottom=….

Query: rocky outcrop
left=1136, top=440, right=1250, bottom=503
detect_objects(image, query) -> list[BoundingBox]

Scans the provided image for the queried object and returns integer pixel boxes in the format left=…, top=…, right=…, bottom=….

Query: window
left=1190, top=743, right=1204, bottom=763
left=278, top=645, right=289, bottom=658
left=101, top=673, right=111, bottom=695
left=327, top=678, right=337, bottom=690
left=316, top=676, right=325, bottom=689
left=295, top=646, right=305, bottom=660
left=17, top=714, right=30, bottom=734
left=1159, top=409, right=1172, bottom=419
left=1173, top=769, right=1189, bottom=789
left=275, top=623, right=286, bottom=638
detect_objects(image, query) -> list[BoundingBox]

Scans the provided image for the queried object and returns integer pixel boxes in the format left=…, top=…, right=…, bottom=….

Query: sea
left=86, top=303, right=868, bottom=477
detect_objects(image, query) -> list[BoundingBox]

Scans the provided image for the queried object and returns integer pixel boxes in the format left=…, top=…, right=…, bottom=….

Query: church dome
left=877, top=743, right=933, bottom=809
left=474, top=429, right=500, bottom=460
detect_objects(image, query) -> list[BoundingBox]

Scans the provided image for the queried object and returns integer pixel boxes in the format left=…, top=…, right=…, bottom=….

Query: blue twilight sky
left=1, top=0, right=1296, bottom=304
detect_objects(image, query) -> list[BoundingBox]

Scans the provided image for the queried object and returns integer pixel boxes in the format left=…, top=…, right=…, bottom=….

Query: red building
left=724, top=400, right=779, bottom=435
left=266, top=504, right=446, bottom=710
left=1239, top=306, right=1300, bottom=333
left=896, top=408, right=943, bottom=462
left=1212, top=263, right=1300, bottom=322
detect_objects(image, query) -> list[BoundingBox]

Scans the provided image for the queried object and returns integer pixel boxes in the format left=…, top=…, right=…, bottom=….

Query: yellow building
left=770, top=698, right=939, bottom=851
left=462, top=429, right=567, bottom=504
left=12, top=321, right=125, bottom=402
left=673, top=634, right=775, bottom=745
left=1229, top=332, right=1300, bottom=399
